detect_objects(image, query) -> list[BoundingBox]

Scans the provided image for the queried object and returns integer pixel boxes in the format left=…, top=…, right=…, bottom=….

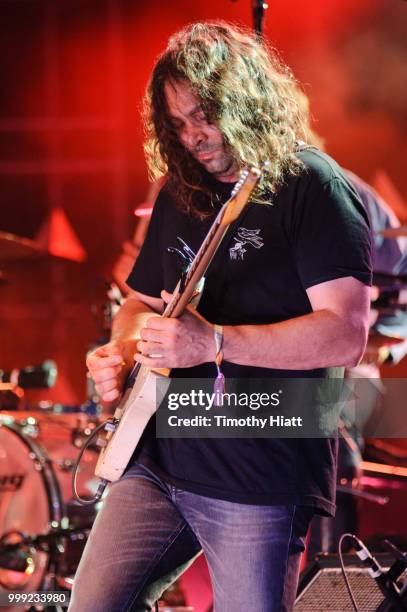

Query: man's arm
left=86, top=289, right=164, bottom=403
left=223, top=277, right=370, bottom=369
left=135, top=276, right=370, bottom=371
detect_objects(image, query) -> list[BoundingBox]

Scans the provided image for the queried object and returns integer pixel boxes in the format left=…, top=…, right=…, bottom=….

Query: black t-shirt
left=126, top=148, right=372, bottom=516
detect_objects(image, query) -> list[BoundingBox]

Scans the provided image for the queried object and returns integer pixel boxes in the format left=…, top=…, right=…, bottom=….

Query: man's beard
left=199, top=152, right=236, bottom=178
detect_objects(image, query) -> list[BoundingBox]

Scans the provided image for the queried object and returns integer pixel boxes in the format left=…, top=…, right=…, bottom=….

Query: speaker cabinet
left=295, top=554, right=407, bottom=611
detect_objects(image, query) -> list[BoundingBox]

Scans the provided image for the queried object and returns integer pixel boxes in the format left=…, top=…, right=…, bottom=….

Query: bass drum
left=0, top=411, right=98, bottom=602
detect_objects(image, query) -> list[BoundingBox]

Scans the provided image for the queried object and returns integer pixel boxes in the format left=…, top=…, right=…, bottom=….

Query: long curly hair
left=144, top=21, right=310, bottom=216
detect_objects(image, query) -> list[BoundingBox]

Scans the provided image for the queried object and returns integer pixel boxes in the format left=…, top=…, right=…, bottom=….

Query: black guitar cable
left=72, top=419, right=113, bottom=505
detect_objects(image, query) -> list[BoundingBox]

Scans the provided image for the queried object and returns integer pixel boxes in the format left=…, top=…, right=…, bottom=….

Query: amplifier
left=295, top=554, right=407, bottom=611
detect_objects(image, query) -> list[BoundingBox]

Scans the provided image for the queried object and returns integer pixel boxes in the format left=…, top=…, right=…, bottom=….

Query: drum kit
left=0, top=232, right=104, bottom=610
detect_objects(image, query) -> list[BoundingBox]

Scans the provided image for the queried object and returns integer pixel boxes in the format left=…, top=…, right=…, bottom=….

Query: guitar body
left=95, top=367, right=170, bottom=482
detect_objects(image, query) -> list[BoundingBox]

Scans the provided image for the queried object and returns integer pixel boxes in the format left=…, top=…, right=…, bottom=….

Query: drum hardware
left=0, top=531, right=36, bottom=576
left=26, top=452, right=53, bottom=473
left=55, top=459, right=75, bottom=472
left=0, top=383, right=23, bottom=396
left=0, top=361, right=58, bottom=413
left=0, top=525, right=92, bottom=604
left=0, top=412, right=99, bottom=596
left=4, top=416, right=40, bottom=442
left=0, top=361, right=57, bottom=391
left=0, top=385, right=24, bottom=411
left=71, top=418, right=101, bottom=451
left=33, top=401, right=100, bottom=417
left=0, top=526, right=93, bottom=555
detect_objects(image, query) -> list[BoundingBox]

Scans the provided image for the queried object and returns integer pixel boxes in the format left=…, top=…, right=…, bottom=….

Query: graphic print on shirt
left=229, top=228, right=264, bottom=261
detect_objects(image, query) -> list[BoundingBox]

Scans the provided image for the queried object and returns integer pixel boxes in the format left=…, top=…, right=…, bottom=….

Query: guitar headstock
left=221, top=164, right=265, bottom=226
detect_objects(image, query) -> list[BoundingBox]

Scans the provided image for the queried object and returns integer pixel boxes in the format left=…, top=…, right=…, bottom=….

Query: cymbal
left=0, top=231, right=43, bottom=261
left=377, top=226, right=407, bottom=238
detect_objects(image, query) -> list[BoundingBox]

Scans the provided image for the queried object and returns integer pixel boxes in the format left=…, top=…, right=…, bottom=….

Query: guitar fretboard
left=164, top=206, right=225, bottom=319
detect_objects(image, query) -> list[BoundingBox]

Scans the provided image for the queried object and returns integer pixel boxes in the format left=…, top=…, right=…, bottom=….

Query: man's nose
left=181, top=124, right=204, bottom=150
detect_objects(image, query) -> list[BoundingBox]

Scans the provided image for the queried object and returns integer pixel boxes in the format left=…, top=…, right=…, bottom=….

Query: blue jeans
left=69, top=463, right=312, bottom=612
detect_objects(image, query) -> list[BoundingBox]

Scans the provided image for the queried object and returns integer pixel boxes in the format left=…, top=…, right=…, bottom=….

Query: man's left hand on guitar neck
left=135, top=290, right=216, bottom=369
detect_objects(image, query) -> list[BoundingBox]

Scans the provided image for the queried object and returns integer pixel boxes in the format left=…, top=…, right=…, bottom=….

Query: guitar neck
left=163, top=207, right=227, bottom=319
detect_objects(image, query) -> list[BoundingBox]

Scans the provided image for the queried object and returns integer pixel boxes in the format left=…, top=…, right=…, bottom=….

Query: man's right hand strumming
left=86, top=339, right=133, bottom=404
left=87, top=292, right=164, bottom=404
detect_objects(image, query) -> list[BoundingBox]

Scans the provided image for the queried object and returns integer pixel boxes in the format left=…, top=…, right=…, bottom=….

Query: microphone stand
left=252, top=0, right=268, bottom=36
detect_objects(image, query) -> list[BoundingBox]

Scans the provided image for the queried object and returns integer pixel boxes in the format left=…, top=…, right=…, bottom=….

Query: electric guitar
left=95, top=166, right=262, bottom=483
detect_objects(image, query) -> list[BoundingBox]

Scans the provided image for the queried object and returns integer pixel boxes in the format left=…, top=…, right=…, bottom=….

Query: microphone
left=0, top=360, right=57, bottom=389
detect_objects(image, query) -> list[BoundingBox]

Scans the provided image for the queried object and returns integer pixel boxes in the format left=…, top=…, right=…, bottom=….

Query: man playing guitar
left=70, top=22, right=371, bottom=611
